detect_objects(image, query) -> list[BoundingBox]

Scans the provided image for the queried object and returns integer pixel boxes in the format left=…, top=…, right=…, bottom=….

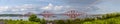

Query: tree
left=29, top=14, right=40, bottom=22
left=40, top=19, right=46, bottom=24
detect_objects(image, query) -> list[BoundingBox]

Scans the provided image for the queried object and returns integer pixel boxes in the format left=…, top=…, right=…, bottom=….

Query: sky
left=0, top=0, right=120, bottom=14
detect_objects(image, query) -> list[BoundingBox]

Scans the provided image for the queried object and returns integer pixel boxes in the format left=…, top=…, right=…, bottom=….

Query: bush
left=28, top=14, right=40, bottom=22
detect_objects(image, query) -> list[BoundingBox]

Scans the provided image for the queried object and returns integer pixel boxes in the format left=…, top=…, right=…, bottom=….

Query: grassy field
left=82, top=16, right=120, bottom=24
left=6, top=20, right=40, bottom=24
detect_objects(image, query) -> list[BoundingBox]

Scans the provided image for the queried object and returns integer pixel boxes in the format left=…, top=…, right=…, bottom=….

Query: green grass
left=83, top=16, right=120, bottom=24
left=6, top=20, right=40, bottom=24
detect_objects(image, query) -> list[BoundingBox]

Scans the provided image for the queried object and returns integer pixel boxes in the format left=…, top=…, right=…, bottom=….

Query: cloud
left=0, top=4, right=42, bottom=14
left=0, top=0, right=102, bottom=14
left=0, top=6, right=9, bottom=12
left=15, top=4, right=34, bottom=8
left=39, top=0, right=101, bottom=6
left=41, top=3, right=53, bottom=10
left=40, top=3, right=72, bottom=13
left=41, top=3, right=66, bottom=10
left=54, top=6, right=63, bottom=10
left=92, top=0, right=120, bottom=14
left=10, top=4, right=35, bottom=11
left=40, top=0, right=101, bottom=12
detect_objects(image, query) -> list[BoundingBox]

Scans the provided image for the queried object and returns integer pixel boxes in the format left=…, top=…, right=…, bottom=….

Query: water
left=0, top=15, right=42, bottom=20
left=0, top=15, right=102, bottom=20
left=0, top=16, right=28, bottom=20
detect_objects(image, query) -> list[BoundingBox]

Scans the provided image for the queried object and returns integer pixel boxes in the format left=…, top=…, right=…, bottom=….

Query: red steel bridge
left=23, top=10, right=86, bottom=18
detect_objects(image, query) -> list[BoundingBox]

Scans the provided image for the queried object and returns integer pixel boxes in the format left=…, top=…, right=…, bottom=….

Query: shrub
left=28, top=14, right=40, bottom=22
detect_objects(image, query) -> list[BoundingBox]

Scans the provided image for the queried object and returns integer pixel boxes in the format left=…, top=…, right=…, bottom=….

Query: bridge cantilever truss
left=64, top=10, right=85, bottom=18
left=25, top=10, right=86, bottom=19
left=40, top=11, right=54, bottom=18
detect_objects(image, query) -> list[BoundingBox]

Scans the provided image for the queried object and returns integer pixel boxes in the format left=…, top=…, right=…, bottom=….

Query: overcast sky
left=0, top=0, right=120, bottom=14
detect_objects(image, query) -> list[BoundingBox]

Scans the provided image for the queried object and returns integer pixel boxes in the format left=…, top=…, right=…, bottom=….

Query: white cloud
left=41, top=3, right=70, bottom=11
left=0, top=4, right=41, bottom=14
left=20, top=9, right=26, bottom=11
left=0, top=6, right=9, bottom=12
left=54, top=6, right=63, bottom=10
left=41, top=3, right=53, bottom=10
left=14, top=4, right=35, bottom=8
left=10, top=4, right=37, bottom=12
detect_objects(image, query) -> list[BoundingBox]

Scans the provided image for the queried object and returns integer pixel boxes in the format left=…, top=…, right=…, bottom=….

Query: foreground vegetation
left=3, top=12, right=120, bottom=24
left=6, top=20, right=40, bottom=24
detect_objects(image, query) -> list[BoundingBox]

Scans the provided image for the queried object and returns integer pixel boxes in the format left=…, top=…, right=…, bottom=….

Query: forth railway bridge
left=0, top=10, right=103, bottom=20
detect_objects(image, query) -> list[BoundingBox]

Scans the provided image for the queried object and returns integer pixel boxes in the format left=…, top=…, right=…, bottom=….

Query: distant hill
left=0, top=14, right=24, bottom=16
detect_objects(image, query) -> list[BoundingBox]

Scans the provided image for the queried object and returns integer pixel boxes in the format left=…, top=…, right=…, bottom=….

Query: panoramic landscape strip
left=0, top=12, right=119, bottom=24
